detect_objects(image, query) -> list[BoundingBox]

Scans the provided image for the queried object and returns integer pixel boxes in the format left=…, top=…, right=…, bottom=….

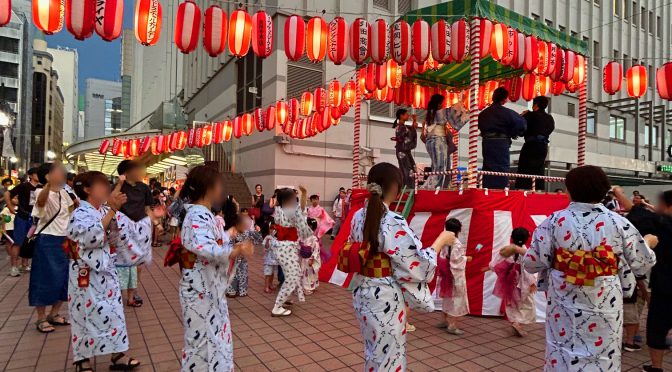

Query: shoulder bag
left=19, top=192, right=62, bottom=259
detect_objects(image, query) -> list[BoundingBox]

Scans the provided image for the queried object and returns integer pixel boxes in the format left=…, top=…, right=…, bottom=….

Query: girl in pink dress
left=306, top=195, right=334, bottom=239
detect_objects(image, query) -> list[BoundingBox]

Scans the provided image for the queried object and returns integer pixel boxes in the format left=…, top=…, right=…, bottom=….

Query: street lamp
left=46, top=150, right=56, bottom=160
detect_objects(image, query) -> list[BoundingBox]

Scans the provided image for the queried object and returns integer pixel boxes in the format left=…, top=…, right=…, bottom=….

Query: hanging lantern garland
left=66, top=0, right=96, bottom=40
left=306, top=16, right=328, bottom=62
left=411, top=19, right=430, bottom=64
left=284, top=15, right=305, bottom=61
left=349, top=18, right=370, bottom=65
left=175, top=0, right=201, bottom=54
left=370, top=19, right=389, bottom=64
left=203, top=6, right=227, bottom=57
left=251, top=10, right=273, bottom=58
left=328, top=17, right=348, bottom=65
left=603, top=61, right=622, bottom=95
left=390, top=20, right=412, bottom=66
left=627, top=65, right=648, bottom=98
left=228, top=9, right=252, bottom=57
left=430, top=19, right=451, bottom=63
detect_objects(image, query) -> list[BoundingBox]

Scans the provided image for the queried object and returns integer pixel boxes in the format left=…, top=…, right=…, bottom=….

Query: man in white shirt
left=331, top=188, right=346, bottom=240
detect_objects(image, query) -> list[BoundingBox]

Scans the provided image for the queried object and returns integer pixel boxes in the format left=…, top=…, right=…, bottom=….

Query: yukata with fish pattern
left=523, top=202, right=655, bottom=371
left=349, top=207, right=437, bottom=372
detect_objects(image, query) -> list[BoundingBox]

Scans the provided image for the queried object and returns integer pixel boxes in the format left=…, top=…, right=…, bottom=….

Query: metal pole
left=467, top=18, right=480, bottom=187
left=649, top=102, right=654, bottom=162
left=634, top=99, right=640, bottom=162
left=577, top=59, right=588, bottom=167
left=352, top=72, right=362, bottom=189
left=662, top=107, right=667, bottom=162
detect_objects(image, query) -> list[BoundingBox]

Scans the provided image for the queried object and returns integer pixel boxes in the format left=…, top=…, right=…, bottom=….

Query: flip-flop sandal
left=73, top=358, right=93, bottom=372
left=126, top=300, right=142, bottom=308
left=47, top=314, right=71, bottom=326
left=271, top=308, right=292, bottom=317
left=36, top=319, right=55, bottom=333
left=110, top=353, right=141, bottom=371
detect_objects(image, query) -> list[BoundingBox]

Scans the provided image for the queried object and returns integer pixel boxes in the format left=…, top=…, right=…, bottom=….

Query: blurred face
left=255, top=185, right=262, bottom=194
left=10, top=195, right=17, bottom=205
left=85, top=180, right=110, bottom=204
left=311, top=198, right=319, bottom=207
left=340, top=191, right=346, bottom=198
left=399, top=111, right=409, bottom=122
left=633, top=195, right=642, bottom=205
left=127, top=166, right=146, bottom=182
left=206, top=179, right=225, bottom=205
left=29, top=173, right=39, bottom=183
left=47, top=164, right=66, bottom=186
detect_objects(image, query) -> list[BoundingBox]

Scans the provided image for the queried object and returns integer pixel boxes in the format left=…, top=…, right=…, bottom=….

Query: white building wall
left=47, top=47, right=78, bottom=146
left=182, top=0, right=672, bottom=200
left=83, top=79, right=122, bottom=140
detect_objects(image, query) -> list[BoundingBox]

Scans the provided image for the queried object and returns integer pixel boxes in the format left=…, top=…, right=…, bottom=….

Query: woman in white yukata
left=489, top=227, right=537, bottom=337
left=349, top=162, right=456, bottom=372
left=179, top=166, right=253, bottom=372
left=300, top=218, right=321, bottom=294
left=523, top=166, right=657, bottom=372
left=65, top=171, right=141, bottom=371
left=269, top=186, right=313, bottom=317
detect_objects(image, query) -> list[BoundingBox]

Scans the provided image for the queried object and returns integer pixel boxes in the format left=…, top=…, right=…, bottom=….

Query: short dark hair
left=492, top=87, right=509, bottom=104
left=181, top=165, right=222, bottom=203
left=445, top=218, right=462, bottom=237
left=533, top=96, right=549, bottom=110
left=255, top=184, right=262, bottom=189
left=309, top=194, right=319, bottom=200
left=36, top=163, right=55, bottom=185
left=339, top=187, right=346, bottom=192
left=66, top=172, right=76, bottom=181
left=565, top=166, right=611, bottom=203
left=117, top=159, right=141, bottom=176
left=511, top=227, right=530, bottom=246
left=26, top=167, right=38, bottom=176
left=240, top=207, right=249, bottom=213
left=73, top=171, right=109, bottom=201
left=1, top=178, right=12, bottom=186
left=659, top=190, right=672, bottom=207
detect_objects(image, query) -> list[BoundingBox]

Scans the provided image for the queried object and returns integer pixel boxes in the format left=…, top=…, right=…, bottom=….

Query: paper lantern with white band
left=656, top=63, right=672, bottom=100
left=253, top=108, right=264, bottom=132
left=561, top=50, right=576, bottom=83
left=627, top=65, right=648, bottom=98
left=328, top=80, right=342, bottom=107
left=490, top=23, right=508, bottom=62
left=374, top=63, right=387, bottom=89
left=523, top=35, right=538, bottom=72
left=175, top=1, right=200, bottom=53
left=411, top=19, right=430, bottom=63
left=95, top=0, right=123, bottom=41
left=387, top=59, right=402, bottom=89
left=603, top=62, right=622, bottom=95
left=430, top=19, right=451, bottom=63
left=228, top=9, right=251, bottom=57
left=328, top=17, right=348, bottom=65
left=390, top=20, right=412, bottom=65
left=573, top=55, right=586, bottom=85
left=66, top=0, right=96, bottom=40
left=479, top=18, right=492, bottom=58
left=501, top=27, right=518, bottom=66
left=203, top=6, right=226, bottom=57
left=276, top=100, right=288, bottom=126
left=349, top=18, right=370, bottom=65
left=300, top=91, right=314, bottom=116
left=284, top=15, right=305, bottom=61
left=306, top=16, right=327, bottom=62
left=370, top=18, right=388, bottom=64
left=33, top=0, right=63, bottom=34
left=343, top=80, right=356, bottom=106
left=251, top=10, right=273, bottom=58
left=450, top=19, right=470, bottom=63
left=314, top=87, right=327, bottom=113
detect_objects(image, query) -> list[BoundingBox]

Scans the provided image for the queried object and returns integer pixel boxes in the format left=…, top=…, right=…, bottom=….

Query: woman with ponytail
left=392, top=108, right=418, bottom=188
left=349, top=162, right=456, bottom=371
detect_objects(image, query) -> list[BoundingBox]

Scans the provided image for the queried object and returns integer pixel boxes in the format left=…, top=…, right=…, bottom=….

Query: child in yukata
left=438, top=218, right=471, bottom=335
left=262, top=234, right=279, bottom=293
left=300, top=218, right=321, bottom=295
left=489, top=227, right=537, bottom=337
left=226, top=213, right=262, bottom=298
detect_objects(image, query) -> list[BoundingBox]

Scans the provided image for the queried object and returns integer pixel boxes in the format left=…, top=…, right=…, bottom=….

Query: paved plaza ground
left=0, top=240, right=669, bottom=371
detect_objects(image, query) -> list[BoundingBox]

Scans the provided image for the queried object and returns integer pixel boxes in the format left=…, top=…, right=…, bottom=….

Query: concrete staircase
left=221, top=172, right=252, bottom=209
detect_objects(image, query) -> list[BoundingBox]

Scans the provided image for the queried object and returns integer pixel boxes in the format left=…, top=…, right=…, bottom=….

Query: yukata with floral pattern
left=300, top=235, right=321, bottom=294
left=489, top=247, right=537, bottom=325
left=270, top=206, right=313, bottom=308
left=349, top=206, right=437, bottom=372
left=66, top=201, right=129, bottom=362
left=440, top=239, right=469, bottom=316
left=180, top=204, right=236, bottom=372
left=523, top=202, right=656, bottom=372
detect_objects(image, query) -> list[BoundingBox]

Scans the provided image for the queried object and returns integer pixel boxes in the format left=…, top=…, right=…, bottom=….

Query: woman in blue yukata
left=349, top=162, right=457, bottom=371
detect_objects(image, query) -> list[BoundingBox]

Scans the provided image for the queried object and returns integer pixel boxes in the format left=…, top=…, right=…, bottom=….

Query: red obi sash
left=273, top=225, right=298, bottom=242
left=553, top=245, right=619, bottom=286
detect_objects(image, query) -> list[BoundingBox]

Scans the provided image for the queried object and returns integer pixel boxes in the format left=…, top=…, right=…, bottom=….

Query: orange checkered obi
left=553, top=245, right=619, bottom=286
left=360, top=251, right=392, bottom=278
left=337, top=241, right=392, bottom=278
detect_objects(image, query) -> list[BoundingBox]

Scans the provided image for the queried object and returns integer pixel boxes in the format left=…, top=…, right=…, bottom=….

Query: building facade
left=32, top=39, right=64, bottom=164
left=83, top=78, right=122, bottom=140
left=180, top=0, right=672, bottom=200
left=47, top=46, right=78, bottom=148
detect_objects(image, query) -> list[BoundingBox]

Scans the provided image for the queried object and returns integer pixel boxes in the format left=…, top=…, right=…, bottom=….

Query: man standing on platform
left=478, top=87, right=526, bottom=189
left=515, top=96, right=555, bottom=190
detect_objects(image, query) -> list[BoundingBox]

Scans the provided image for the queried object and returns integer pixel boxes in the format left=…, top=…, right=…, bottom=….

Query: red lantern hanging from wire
left=288, top=98, right=300, bottom=123
left=479, top=18, right=492, bottom=58
left=251, top=10, right=272, bottom=58
left=213, top=122, right=225, bottom=143
left=627, top=65, right=647, bottom=98
left=573, top=54, right=586, bottom=85
left=349, top=18, right=370, bottom=65
left=561, top=50, right=576, bottom=83
left=95, top=0, right=123, bottom=41
left=328, top=17, right=348, bottom=65
left=241, top=113, right=253, bottom=135
left=140, top=135, right=152, bottom=154
left=411, top=19, right=430, bottom=63
left=314, top=87, right=327, bottom=113
left=490, top=23, right=508, bottom=62
left=66, top=0, right=96, bottom=40
left=546, top=43, right=558, bottom=77
left=186, top=128, right=196, bottom=147
left=232, top=117, right=242, bottom=138
left=535, top=40, right=549, bottom=75
left=253, top=108, right=264, bottom=132
left=390, top=20, right=412, bottom=66
left=300, top=91, right=314, bottom=116
left=511, top=31, right=526, bottom=69
left=656, top=63, right=672, bottom=100
left=374, top=62, right=387, bottom=89
left=328, top=79, right=342, bottom=107
left=33, top=0, right=64, bottom=35
left=501, top=27, right=518, bottom=66
left=603, top=61, right=622, bottom=95
left=370, top=18, right=388, bottom=64
left=221, top=120, right=233, bottom=142
left=175, top=0, right=201, bottom=53
left=134, top=0, right=161, bottom=46
left=508, top=76, right=523, bottom=102
left=338, top=100, right=349, bottom=116
left=450, top=19, right=470, bottom=63
left=284, top=15, right=305, bottom=61
left=523, top=35, right=538, bottom=72
left=549, top=47, right=564, bottom=81
left=203, top=5, right=226, bottom=57
left=276, top=100, right=288, bottom=127
left=551, top=81, right=565, bottom=96
left=306, top=16, right=328, bottom=62
left=99, top=139, right=110, bottom=154
left=365, top=63, right=376, bottom=92
left=430, top=19, right=451, bottom=63
left=387, top=59, right=402, bottom=89
left=343, top=80, right=356, bottom=106
left=0, top=0, right=10, bottom=27
left=228, top=9, right=251, bottom=57
left=522, top=73, right=537, bottom=101
left=264, top=106, right=276, bottom=130
left=201, top=125, right=213, bottom=146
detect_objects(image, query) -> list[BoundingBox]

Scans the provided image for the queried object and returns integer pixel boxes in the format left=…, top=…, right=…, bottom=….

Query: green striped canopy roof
left=400, top=0, right=589, bottom=89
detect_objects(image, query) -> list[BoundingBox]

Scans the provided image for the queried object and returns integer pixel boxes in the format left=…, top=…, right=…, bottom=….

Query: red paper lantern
left=33, top=0, right=63, bottom=34
left=186, top=128, right=196, bottom=147
left=349, top=18, right=370, bottom=65
left=413, top=59, right=427, bottom=75
left=203, top=6, right=226, bottom=57
left=573, top=54, right=586, bottom=85
left=253, top=108, right=264, bottom=132
left=508, top=76, right=523, bottom=102
left=387, top=59, right=402, bottom=89
left=193, top=129, right=202, bottom=148
left=317, top=110, right=330, bottom=132
left=221, top=121, right=233, bottom=142
left=251, top=10, right=273, bottom=58
left=0, top=0, right=10, bottom=27
left=412, top=84, right=423, bottom=109
left=314, top=87, right=327, bottom=113
left=450, top=19, right=470, bottom=63
left=232, top=117, right=242, bottom=138
left=99, top=139, right=110, bottom=154
left=95, top=0, right=123, bottom=41
left=374, top=86, right=388, bottom=101
left=479, top=18, right=492, bottom=58
left=501, top=27, right=518, bottom=66
left=627, top=65, right=648, bottom=98
left=370, top=18, right=388, bottom=64
left=264, top=106, right=276, bottom=130
left=343, top=80, right=356, bottom=106
left=656, top=63, right=672, bottom=100
left=546, top=43, right=558, bottom=77
left=480, top=80, right=499, bottom=109
left=228, top=9, right=251, bottom=57
left=490, top=23, right=508, bottom=62
left=522, top=74, right=537, bottom=101
left=411, top=19, right=429, bottom=63
left=365, top=63, right=376, bottom=92
left=168, top=131, right=180, bottom=150
left=390, top=20, right=412, bottom=66
left=288, top=98, right=300, bottom=123
left=134, top=0, right=161, bottom=46
left=334, top=104, right=345, bottom=121
left=393, top=86, right=404, bottom=105
left=338, top=101, right=349, bottom=116
left=328, top=17, right=348, bottom=65
left=284, top=15, right=305, bottom=61
left=276, top=100, right=288, bottom=126
left=536, top=40, right=549, bottom=75
left=561, top=50, right=576, bottom=83
left=538, top=75, right=551, bottom=96
left=175, top=1, right=200, bottom=54
left=66, top=0, right=96, bottom=40
left=328, top=80, right=342, bottom=107
left=523, top=35, right=538, bottom=72
left=201, top=125, right=213, bottom=146
left=156, top=134, right=168, bottom=152
left=511, top=31, right=526, bottom=69
left=306, top=16, right=328, bottom=62
left=550, top=47, right=564, bottom=82
left=602, top=62, right=622, bottom=95
left=213, top=122, right=225, bottom=143
left=374, top=62, right=387, bottom=89
left=300, top=91, right=314, bottom=116
left=551, top=81, right=565, bottom=96
left=111, top=139, right=122, bottom=156
left=431, top=19, right=451, bottom=63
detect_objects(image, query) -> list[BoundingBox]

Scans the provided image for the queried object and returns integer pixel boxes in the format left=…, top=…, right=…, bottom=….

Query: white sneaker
left=8, top=266, right=20, bottom=277
left=271, top=306, right=292, bottom=317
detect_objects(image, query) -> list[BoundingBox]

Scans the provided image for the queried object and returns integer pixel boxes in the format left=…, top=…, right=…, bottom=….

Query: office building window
left=286, top=55, right=324, bottom=105
left=613, top=50, right=620, bottom=60
left=613, top=0, right=621, bottom=16
left=624, top=0, right=630, bottom=21
left=397, top=0, right=411, bottom=14
left=587, top=109, right=597, bottom=134
left=649, top=11, right=654, bottom=34
left=649, top=65, right=655, bottom=88
left=236, top=53, right=263, bottom=114
left=657, top=16, right=662, bottom=37
left=373, top=0, right=389, bottom=10
left=567, top=102, right=576, bottom=117
left=545, top=19, right=554, bottom=28
left=593, top=40, right=600, bottom=67
left=667, top=129, right=671, bottom=149
left=645, top=125, right=659, bottom=147
left=641, top=6, right=646, bottom=30
left=609, top=115, right=625, bottom=140
left=531, top=13, right=540, bottom=21
left=0, top=37, right=19, bottom=53
left=632, top=2, right=638, bottom=26
left=623, top=53, right=630, bottom=70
